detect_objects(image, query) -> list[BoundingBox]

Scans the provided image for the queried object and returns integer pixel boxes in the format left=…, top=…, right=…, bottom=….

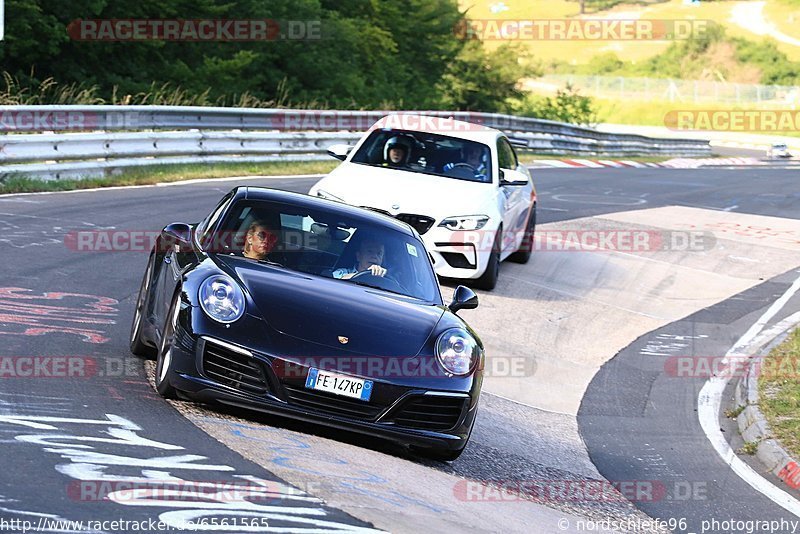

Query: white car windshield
left=350, top=129, right=493, bottom=183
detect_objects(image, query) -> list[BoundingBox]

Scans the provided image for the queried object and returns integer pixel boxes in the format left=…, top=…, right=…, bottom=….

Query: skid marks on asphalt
left=0, top=409, right=377, bottom=532
left=161, top=374, right=669, bottom=533
left=0, top=287, right=118, bottom=344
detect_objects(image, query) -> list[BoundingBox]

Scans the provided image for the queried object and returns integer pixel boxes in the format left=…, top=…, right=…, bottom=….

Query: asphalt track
left=0, top=166, right=798, bottom=533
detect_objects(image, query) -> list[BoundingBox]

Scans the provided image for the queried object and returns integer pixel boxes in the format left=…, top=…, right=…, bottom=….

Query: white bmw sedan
left=309, top=114, right=537, bottom=290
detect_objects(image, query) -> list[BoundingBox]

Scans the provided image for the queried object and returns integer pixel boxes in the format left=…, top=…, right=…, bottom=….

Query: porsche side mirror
left=499, top=168, right=529, bottom=186
left=327, top=144, right=353, bottom=161
left=163, top=222, right=193, bottom=246
left=449, top=285, right=479, bottom=313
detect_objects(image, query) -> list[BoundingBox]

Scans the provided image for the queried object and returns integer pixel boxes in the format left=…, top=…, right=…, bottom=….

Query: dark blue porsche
left=130, top=186, right=484, bottom=461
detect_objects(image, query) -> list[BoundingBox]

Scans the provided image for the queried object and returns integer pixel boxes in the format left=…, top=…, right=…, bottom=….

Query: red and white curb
left=530, top=159, right=662, bottom=169
left=530, top=157, right=765, bottom=169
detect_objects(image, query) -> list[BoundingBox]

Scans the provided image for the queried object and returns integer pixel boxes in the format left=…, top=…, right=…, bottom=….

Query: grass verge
left=0, top=160, right=339, bottom=195
left=758, top=328, right=800, bottom=459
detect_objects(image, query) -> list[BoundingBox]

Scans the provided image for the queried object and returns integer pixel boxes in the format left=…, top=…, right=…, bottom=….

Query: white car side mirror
left=499, top=169, right=528, bottom=186
left=327, top=144, right=354, bottom=161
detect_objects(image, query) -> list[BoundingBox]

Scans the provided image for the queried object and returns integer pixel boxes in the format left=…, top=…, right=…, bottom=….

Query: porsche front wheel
left=130, top=254, right=157, bottom=358
left=155, top=294, right=180, bottom=399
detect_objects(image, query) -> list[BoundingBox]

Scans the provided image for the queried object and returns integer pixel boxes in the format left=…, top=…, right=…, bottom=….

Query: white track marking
left=698, top=271, right=800, bottom=516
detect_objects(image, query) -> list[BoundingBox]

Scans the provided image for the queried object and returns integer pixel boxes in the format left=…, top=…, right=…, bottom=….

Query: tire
left=508, top=206, right=536, bottom=264
left=155, top=294, right=181, bottom=399
left=410, top=445, right=465, bottom=462
left=130, top=255, right=156, bottom=358
left=472, top=228, right=500, bottom=291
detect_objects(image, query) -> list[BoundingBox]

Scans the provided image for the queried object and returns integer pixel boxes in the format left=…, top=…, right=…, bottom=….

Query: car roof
left=238, top=186, right=417, bottom=236
left=371, top=113, right=504, bottom=144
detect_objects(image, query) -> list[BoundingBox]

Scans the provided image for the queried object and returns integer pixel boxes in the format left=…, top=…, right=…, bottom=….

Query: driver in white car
left=332, top=239, right=388, bottom=279
left=444, top=143, right=488, bottom=180
left=382, top=136, right=411, bottom=168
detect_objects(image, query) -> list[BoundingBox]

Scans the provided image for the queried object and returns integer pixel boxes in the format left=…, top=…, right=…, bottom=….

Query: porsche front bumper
left=164, top=310, right=481, bottom=454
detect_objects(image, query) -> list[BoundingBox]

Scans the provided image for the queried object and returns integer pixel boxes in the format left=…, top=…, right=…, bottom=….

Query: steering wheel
left=449, top=162, right=476, bottom=171
left=350, top=270, right=408, bottom=294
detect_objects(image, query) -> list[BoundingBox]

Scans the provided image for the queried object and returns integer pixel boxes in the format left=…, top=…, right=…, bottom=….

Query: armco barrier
left=0, top=106, right=710, bottom=180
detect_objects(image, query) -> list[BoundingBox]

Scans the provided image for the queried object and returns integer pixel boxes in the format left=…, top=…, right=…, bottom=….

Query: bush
left=438, top=42, right=539, bottom=113
left=514, top=84, right=599, bottom=127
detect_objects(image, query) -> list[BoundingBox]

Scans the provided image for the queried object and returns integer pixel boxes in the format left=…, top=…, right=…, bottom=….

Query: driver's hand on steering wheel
left=366, top=264, right=387, bottom=277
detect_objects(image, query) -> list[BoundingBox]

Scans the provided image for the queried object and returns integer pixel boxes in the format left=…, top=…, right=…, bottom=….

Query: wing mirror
left=327, top=144, right=354, bottom=161
left=162, top=222, right=193, bottom=249
left=499, top=169, right=529, bottom=186
left=449, top=285, right=479, bottom=313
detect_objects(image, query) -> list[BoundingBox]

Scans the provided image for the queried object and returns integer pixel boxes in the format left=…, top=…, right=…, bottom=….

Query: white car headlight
left=316, top=189, right=345, bottom=202
left=199, top=275, right=245, bottom=323
left=435, top=328, right=481, bottom=376
left=438, top=215, right=489, bottom=231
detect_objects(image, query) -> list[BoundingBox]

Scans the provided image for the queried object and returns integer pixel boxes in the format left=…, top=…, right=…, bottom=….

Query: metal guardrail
left=0, top=106, right=711, bottom=180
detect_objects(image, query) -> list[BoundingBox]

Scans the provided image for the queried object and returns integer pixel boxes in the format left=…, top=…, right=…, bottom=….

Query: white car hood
left=313, top=162, right=495, bottom=219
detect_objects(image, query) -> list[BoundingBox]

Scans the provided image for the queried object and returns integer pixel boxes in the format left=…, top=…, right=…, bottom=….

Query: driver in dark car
left=332, top=239, right=388, bottom=279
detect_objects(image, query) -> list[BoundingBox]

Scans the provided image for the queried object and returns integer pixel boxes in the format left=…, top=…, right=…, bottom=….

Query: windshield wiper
left=349, top=279, right=407, bottom=297
left=257, top=258, right=285, bottom=268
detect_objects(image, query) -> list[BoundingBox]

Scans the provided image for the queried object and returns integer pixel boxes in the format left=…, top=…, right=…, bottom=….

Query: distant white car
left=767, top=143, right=791, bottom=159
left=309, top=114, right=537, bottom=290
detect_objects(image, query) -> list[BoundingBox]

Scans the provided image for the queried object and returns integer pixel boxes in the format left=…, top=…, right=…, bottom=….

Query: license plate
left=305, top=368, right=373, bottom=402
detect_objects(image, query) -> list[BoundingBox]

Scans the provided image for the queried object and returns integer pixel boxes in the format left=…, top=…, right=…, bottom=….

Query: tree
left=438, top=42, right=538, bottom=112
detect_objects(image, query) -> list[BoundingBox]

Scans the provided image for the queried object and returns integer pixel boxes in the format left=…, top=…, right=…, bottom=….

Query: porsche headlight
left=438, top=215, right=489, bottom=231
left=199, top=275, right=245, bottom=323
left=316, top=189, right=345, bottom=202
left=435, top=328, right=481, bottom=376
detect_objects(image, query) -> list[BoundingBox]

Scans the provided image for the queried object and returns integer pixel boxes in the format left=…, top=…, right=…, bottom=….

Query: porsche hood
left=215, top=256, right=444, bottom=359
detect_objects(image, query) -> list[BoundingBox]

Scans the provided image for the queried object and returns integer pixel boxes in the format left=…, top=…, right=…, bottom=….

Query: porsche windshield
left=350, top=129, right=492, bottom=183
left=212, top=200, right=441, bottom=303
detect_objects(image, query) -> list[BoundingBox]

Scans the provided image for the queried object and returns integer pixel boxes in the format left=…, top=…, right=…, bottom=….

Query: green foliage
left=565, top=0, right=666, bottom=14
left=732, top=37, right=800, bottom=85
left=514, top=84, right=599, bottom=126
left=634, top=21, right=727, bottom=79
left=559, top=22, right=800, bottom=86
left=0, top=0, right=510, bottom=110
left=586, top=53, right=624, bottom=75
left=438, top=42, right=538, bottom=112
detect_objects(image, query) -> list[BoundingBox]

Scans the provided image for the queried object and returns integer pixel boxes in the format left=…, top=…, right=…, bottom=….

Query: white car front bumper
left=420, top=225, right=497, bottom=280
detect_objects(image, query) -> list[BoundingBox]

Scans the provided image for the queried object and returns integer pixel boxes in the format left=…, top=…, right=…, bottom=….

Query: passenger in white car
left=444, top=143, right=488, bottom=181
